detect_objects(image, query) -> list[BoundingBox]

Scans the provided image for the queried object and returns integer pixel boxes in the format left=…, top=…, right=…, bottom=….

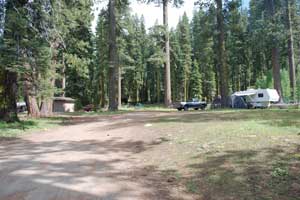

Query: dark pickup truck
left=174, top=98, right=207, bottom=111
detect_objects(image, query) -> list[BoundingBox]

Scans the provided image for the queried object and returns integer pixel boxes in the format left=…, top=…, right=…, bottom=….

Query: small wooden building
left=53, top=97, right=75, bottom=113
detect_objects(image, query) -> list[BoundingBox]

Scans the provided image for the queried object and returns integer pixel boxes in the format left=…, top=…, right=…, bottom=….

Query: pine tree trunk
left=40, top=78, right=55, bottom=117
left=147, top=76, right=151, bottom=103
left=100, top=71, right=106, bottom=108
left=40, top=99, right=53, bottom=117
left=24, top=75, right=40, bottom=118
left=157, top=69, right=160, bottom=103
left=216, top=0, right=229, bottom=107
left=272, top=47, right=283, bottom=101
left=269, top=0, right=283, bottom=102
left=108, top=0, right=118, bottom=111
left=118, top=66, right=122, bottom=108
left=62, top=53, right=66, bottom=97
left=286, top=0, right=296, bottom=102
left=23, top=61, right=40, bottom=118
left=25, top=96, right=40, bottom=118
left=215, top=67, right=219, bottom=97
left=163, top=0, right=172, bottom=107
left=136, top=79, right=139, bottom=103
left=0, top=70, right=18, bottom=122
left=184, top=75, right=187, bottom=102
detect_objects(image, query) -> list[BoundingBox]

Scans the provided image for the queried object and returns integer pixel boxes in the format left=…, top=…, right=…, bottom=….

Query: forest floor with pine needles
left=0, top=109, right=299, bottom=200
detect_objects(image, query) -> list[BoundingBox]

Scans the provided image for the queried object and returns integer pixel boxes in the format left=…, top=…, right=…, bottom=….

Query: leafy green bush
left=74, top=99, right=83, bottom=111
left=271, top=167, right=289, bottom=179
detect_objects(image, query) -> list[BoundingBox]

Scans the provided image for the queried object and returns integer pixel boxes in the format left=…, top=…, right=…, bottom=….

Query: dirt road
left=0, top=112, right=193, bottom=200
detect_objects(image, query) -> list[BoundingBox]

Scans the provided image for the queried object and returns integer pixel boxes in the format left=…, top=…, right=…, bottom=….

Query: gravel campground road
left=0, top=112, right=194, bottom=200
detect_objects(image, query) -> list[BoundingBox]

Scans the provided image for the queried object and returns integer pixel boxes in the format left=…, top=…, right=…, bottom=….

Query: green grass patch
left=186, top=179, right=199, bottom=194
left=121, top=104, right=174, bottom=112
left=0, top=117, right=64, bottom=138
left=142, top=109, right=300, bottom=200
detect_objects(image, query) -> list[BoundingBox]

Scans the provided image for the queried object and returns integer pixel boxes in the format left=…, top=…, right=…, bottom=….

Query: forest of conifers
left=0, top=0, right=300, bottom=121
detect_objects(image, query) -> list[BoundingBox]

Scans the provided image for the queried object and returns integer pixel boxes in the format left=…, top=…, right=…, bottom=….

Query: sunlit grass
left=140, top=109, right=300, bottom=199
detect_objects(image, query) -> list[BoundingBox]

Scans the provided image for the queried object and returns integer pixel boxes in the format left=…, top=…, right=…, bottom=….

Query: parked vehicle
left=83, top=104, right=94, bottom=112
left=231, top=89, right=280, bottom=109
left=175, top=98, right=207, bottom=111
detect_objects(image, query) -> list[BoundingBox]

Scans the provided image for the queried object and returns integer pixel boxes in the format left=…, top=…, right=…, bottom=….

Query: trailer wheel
left=177, top=108, right=182, bottom=111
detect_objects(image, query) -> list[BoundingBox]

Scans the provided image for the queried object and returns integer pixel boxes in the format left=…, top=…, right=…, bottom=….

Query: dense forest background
left=0, top=0, right=300, bottom=121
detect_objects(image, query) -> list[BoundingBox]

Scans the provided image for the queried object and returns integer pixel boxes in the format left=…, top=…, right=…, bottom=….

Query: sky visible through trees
left=92, top=0, right=250, bottom=32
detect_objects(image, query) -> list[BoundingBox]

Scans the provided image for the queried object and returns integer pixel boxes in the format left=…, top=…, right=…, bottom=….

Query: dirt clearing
left=0, top=110, right=300, bottom=200
left=0, top=112, right=195, bottom=200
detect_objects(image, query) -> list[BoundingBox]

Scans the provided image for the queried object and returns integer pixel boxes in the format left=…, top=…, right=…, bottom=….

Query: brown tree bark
left=40, top=98, right=53, bottom=117
left=216, top=0, right=229, bottom=107
left=23, top=62, right=40, bottom=118
left=0, top=70, right=18, bottom=122
left=286, top=0, right=296, bottom=102
left=25, top=96, right=40, bottom=117
left=40, top=77, right=55, bottom=117
left=62, top=52, right=66, bottom=97
left=163, top=0, right=172, bottom=107
left=108, top=0, right=118, bottom=111
left=268, top=0, right=283, bottom=102
left=118, top=65, right=122, bottom=108
left=100, top=71, right=106, bottom=108
left=157, top=68, right=161, bottom=103
left=272, top=47, right=283, bottom=101
left=24, top=77, right=40, bottom=118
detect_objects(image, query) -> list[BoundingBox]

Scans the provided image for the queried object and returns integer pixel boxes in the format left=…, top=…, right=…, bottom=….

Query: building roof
left=53, top=97, right=75, bottom=103
left=232, top=89, right=257, bottom=97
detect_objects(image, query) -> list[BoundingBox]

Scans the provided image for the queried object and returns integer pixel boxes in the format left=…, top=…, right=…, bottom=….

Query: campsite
left=231, top=89, right=280, bottom=109
left=1, top=109, right=300, bottom=200
left=1, top=0, right=300, bottom=199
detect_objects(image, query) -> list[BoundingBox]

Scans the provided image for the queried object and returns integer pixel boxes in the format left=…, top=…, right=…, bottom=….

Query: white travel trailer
left=231, top=89, right=280, bottom=109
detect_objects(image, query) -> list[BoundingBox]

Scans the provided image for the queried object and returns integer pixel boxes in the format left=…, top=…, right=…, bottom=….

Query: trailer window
left=258, top=93, right=264, bottom=98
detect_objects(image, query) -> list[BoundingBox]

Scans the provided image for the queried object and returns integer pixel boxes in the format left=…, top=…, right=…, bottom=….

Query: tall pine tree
left=177, top=13, right=192, bottom=101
